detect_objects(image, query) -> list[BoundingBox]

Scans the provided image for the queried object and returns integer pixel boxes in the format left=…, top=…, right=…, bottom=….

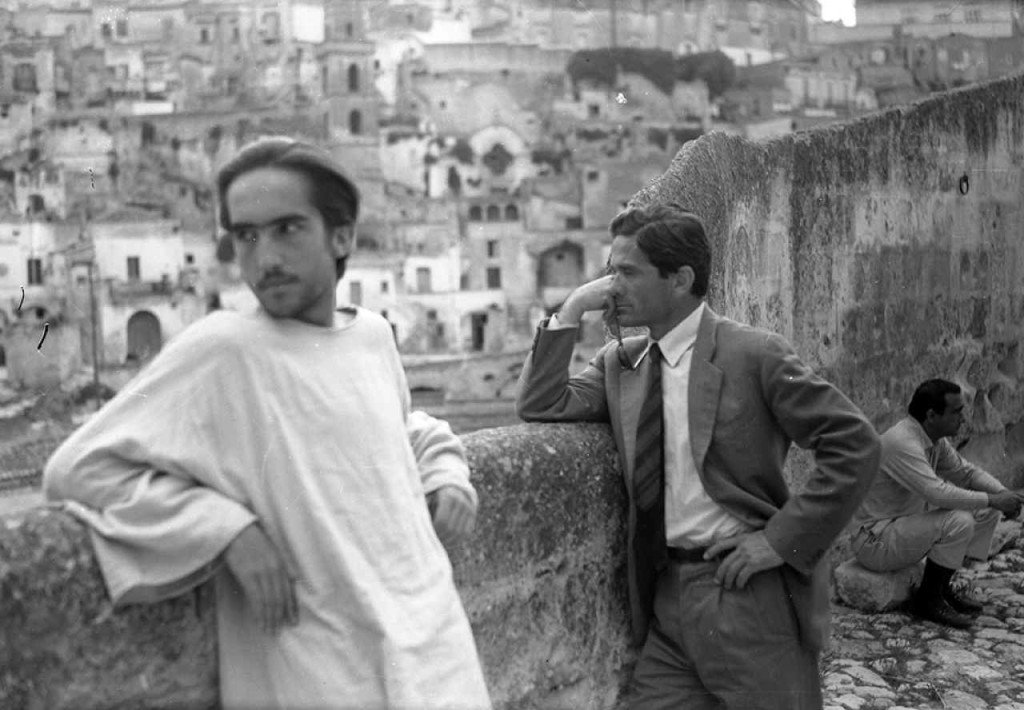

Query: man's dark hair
left=609, top=204, right=711, bottom=297
left=216, top=136, right=360, bottom=280
left=908, top=378, right=961, bottom=422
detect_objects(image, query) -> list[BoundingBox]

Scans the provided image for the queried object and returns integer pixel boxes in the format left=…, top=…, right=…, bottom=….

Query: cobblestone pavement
left=824, top=533, right=1024, bottom=710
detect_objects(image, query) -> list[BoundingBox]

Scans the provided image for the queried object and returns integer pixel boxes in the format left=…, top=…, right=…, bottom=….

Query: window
left=185, top=253, right=195, bottom=265
left=200, top=27, right=210, bottom=44
left=468, top=205, right=482, bottom=221
left=415, top=267, right=432, bottom=293
left=486, top=240, right=498, bottom=258
left=486, top=205, right=500, bottom=221
left=13, top=64, right=37, bottom=92
left=101, top=22, right=112, bottom=38
left=27, top=258, right=43, bottom=285
left=232, top=26, right=240, bottom=42
left=349, top=109, right=362, bottom=135
left=565, top=216, right=583, bottom=229
left=380, top=280, right=389, bottom=294
left=345, top=22, right=354, bottom=37
left=587, top=104, right=600, bottom=118
left=126, top=256, right=141, bottom=281
left=486, top=267, right=501, bottom=289
left=348, top=64, right=360, bottom=92
left=116, top=19, right=127, bottom=37
left=349, top=281, right=362, bottom=305
left=505, top=204, right=519, bottom=221
left=586, top=169, right=600, bottom=182
left=965, top=9, right=982, bottom=22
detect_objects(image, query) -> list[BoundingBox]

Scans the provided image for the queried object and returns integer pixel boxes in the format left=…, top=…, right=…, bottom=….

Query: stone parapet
left=0, top=423, right=635, bottom=709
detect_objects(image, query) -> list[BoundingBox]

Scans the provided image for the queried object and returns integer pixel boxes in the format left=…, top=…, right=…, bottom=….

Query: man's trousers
left=629, top=559, right=822, bottom=710
left=853, top=508, right=1001, bottom=571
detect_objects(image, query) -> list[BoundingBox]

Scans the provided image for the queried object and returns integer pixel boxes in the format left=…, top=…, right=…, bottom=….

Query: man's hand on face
left=427, top=485, right=477, bottom=548
left=705, top=531, right=785, bottom=590
left=556, top=274, right=616, bottom=327
left=224, top=523, right=299, bottom=633
left=988, top=490, right=1023, bottom=518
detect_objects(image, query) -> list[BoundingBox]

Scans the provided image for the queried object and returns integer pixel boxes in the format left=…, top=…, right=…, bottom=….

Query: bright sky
left=820, top=0, right=857, bottom=26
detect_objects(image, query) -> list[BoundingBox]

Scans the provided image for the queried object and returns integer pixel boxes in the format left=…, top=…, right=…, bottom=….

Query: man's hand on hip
left=224, top=522, right=299, bottom=633
left=705, top=531, right=785, bottom=590
left=428, top=485, right=477, bottom=547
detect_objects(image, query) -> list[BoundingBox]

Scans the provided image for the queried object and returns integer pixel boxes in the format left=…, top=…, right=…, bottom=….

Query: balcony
left=107, top=278, right=175, bottom=304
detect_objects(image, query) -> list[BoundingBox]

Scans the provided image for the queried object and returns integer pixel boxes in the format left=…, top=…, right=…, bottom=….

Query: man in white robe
left=43, top=137, right=492, bottom=710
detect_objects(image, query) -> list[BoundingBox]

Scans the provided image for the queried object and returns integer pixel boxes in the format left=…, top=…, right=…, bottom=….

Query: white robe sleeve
left=42, top=314, right=258, bottom=606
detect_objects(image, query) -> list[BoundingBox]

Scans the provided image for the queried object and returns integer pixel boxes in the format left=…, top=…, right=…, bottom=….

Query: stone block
left=835, top=559, right=924, bottom=612
left=989, top=520, right=1022, bottom=558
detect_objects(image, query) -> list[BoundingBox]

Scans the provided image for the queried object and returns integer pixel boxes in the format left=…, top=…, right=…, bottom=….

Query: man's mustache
left=257, top=273, right=299, bottom=289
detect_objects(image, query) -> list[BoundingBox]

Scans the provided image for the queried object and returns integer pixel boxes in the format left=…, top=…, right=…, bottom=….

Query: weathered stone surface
left=0, top=423, right=632, bottom=709
left=990, top=520, right=1022, bottom=557
left=0, top=509, right=218, bottom=710
left=834, top=559, right=923, bottom=612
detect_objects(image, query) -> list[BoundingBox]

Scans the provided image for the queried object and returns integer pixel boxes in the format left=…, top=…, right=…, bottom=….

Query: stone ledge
left=834, top=559, right=924, bottom=612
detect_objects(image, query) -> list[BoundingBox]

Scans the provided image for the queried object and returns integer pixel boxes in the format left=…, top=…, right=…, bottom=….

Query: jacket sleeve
left=757, top=333, right=882, bottom=575
left=42, top=318, right=257, bottom=606
left=515, top=320, right=611, bottom=423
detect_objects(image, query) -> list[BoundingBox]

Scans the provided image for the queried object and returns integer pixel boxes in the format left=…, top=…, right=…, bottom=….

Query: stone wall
left=0, top=424, right=632, bottom=709
left=3, top=72, right=1024, bottom=707
left=634, top=71, right=1024, bottom=491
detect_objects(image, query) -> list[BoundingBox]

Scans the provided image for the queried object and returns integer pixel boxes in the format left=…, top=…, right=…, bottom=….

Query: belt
left=666, top=546, right=720, bottom=563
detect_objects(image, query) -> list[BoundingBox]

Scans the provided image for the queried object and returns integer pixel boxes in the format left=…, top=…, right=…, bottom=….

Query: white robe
left=43, top=307, right=491, bottom=710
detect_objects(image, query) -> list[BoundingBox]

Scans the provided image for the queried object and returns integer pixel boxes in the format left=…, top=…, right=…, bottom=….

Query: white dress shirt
left=653, top=303, right=753, bottom=548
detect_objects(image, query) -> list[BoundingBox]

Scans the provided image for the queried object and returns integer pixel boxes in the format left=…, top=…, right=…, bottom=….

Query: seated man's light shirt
left=656, top=302, right=752, bottom=548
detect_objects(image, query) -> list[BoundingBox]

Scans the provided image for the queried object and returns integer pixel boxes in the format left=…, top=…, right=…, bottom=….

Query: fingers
left=704, top=536, right=739, bottom=560
left=430, top=488, right=477, bottom=546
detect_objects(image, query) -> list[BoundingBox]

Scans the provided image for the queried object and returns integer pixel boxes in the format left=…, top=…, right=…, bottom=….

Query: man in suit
left=516, top=205, right=881, bottom=709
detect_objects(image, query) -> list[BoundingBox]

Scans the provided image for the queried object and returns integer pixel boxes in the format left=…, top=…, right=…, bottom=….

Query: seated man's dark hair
left=609, top=204, right=711, bottom=297
left=908, top=378, right=962, bottom=422
left=216, top=136, right=360, bottom=280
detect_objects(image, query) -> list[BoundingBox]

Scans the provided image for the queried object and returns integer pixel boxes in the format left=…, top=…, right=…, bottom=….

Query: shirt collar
left=904, top=416, right=935, bottom=451
left=651, top=302, right=705, bottom=367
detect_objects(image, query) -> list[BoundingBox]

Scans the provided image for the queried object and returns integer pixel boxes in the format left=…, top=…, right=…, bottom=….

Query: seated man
left=850, top=378, right=1023, bottom=628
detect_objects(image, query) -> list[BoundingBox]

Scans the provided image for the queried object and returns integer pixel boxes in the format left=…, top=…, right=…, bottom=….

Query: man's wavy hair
left=908, top=378, right=961, bottom=422
left=216, top=136, right=360, bottom=280
left=609, top=204, right=711, bottom=297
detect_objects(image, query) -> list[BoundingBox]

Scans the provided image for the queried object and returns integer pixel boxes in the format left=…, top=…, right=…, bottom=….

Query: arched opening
left=348, top=63, right=360, bottom=92
left=468, top=205, right=482, bottom=221
left=349, top=109, right=362, bottom=135
left=505, top=204, right=519, bottom=221
left=126, top=311, right=162, bottom=363
left=538, top=242, right=584, bottom=309
left=485, top=204, right=500, bottom=221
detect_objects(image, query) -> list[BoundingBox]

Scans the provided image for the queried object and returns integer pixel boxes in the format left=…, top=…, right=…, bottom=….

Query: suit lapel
left=688, top=307, right=722, bottom=471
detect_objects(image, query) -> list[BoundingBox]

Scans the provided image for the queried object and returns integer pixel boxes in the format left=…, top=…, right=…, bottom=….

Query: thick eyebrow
left=229, top=214, right=308, bottom=230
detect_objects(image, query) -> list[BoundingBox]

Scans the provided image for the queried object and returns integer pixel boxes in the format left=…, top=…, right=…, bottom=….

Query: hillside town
left=1, top=0, right=1023, bottom=403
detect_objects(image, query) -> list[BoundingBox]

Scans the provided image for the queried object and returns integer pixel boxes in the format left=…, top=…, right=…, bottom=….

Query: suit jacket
left=516, top=305, right=880, bottom=650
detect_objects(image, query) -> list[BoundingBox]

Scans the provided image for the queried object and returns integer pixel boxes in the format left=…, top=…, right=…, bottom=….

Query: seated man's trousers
left=853, top=508, right=1001, bottom=571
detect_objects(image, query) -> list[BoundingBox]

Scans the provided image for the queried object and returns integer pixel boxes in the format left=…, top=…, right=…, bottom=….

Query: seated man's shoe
left=911, top=590, right=975, bottom=629
left=946, top=584, right=984, bottom=615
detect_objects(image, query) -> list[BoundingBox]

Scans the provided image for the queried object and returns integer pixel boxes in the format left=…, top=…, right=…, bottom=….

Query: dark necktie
left=632, top=343, right=666, bottom=620
left=633, top=343, right=664, bottom=513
